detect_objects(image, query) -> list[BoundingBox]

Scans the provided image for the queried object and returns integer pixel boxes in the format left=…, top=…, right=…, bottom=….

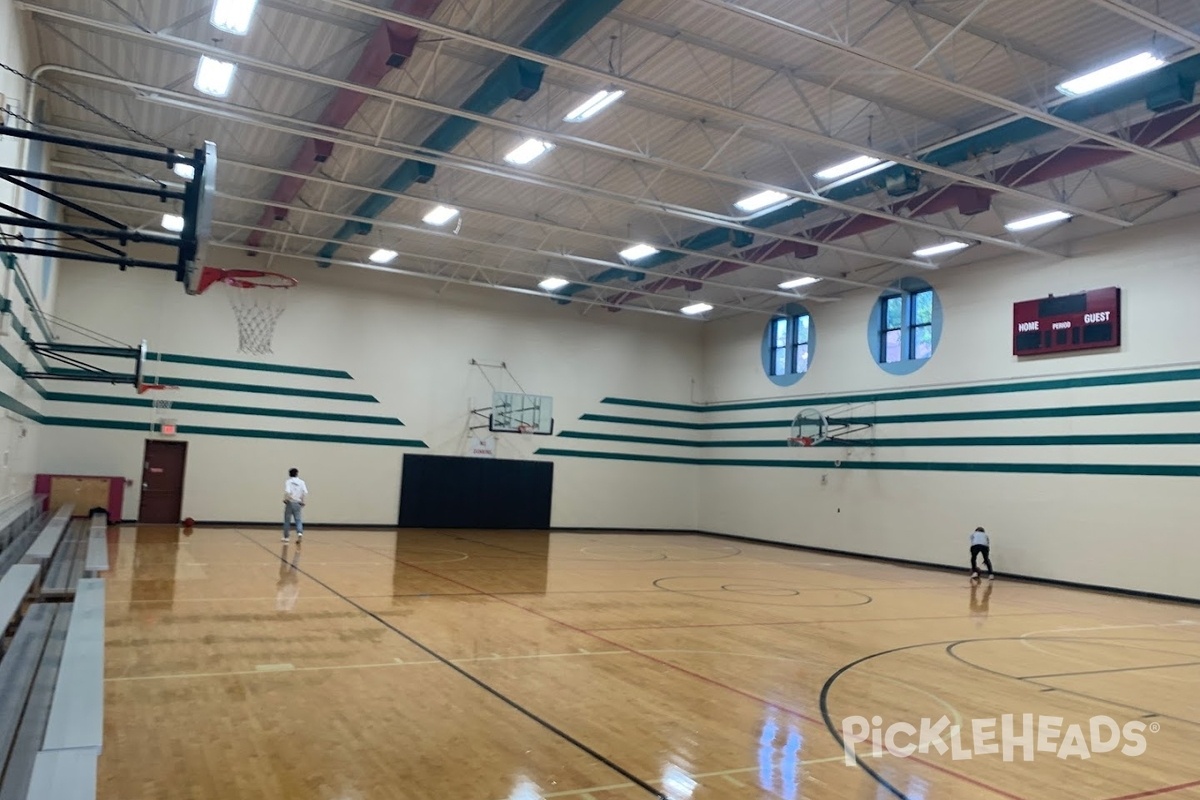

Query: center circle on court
left=389, top=547, right=470, bottom=563
left=655, top=576, right=872, bottom=606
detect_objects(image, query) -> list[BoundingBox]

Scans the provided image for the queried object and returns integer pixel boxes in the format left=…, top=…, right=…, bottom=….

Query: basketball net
left=198, top=268, right=297, bottom=355
left=230, top=290, right=287, bottom=355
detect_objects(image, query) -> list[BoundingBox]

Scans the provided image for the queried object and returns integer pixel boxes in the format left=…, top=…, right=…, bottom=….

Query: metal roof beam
left=688, top=0, right=1200, bottom=180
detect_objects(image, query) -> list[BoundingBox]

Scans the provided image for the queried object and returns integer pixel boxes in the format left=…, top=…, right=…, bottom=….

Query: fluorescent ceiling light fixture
left=735, top=189, right=789, bottom=213
left=161, top=213, right=185, bottom=232
left=913, top=241, right=970, bottom=257
left=422, top=205, right=459, bottom=226
left=210, top=0, right=258, bottom=35
left=194, top=56, right=237, bottom=98
left=538, top=277, right=570, bottom=291
left=815, top=155, right=882, bottom=181
left=1004, top=210, right=1073, bottom=231
left=173, top=163, right=195, bottom=180
left=1056, top=52, right=1165, bottom=96
left=563, top=89, right=625, bottom=122
left=504, top=138, right=554, bottom=165
left=619, top=243, right=659, bottom=261
left=778, top=276, right=821, bottom=290
left=681, top=302, right=713, bottom=316
left=368, top=248, right=398, bottom=264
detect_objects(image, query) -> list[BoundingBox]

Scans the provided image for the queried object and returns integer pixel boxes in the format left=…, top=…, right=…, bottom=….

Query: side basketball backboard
left=490, top=391, right=553, bottom=435
left=182, top=141, right=217, bottom=295
left=134, top=339, right=147, bottom=392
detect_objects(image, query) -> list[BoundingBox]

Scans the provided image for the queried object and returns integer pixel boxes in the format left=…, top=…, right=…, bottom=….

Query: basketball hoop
left=516, top=423, right=533, bottom=435
left=787, top=436, right=815, bottom=448
left=196, top=267, right=297, bottom=356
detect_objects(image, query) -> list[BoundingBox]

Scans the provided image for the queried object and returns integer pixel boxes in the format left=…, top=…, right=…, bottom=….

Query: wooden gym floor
left=97, top=528, right=1199, bottom=800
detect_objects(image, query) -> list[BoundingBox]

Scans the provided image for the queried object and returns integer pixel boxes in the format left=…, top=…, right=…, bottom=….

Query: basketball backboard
left=182, top=141, right=217, bottom=295
left=489, top=391, right=553, bottom=435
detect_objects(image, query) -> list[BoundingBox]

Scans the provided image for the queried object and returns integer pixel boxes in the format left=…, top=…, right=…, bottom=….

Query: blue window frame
left=769, top=312, right=811, bottom=376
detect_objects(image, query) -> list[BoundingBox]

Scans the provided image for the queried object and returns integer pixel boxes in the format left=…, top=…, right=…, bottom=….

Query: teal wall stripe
left=535, top=447, right=1200, bottom=477
left=582, top=400, right=1200, bottom=431
left=146, top=352, right=354, bottom=379
left=45, top=392, right=404, bottom=426
left=557, top=430, right=1200, bottom=448
left=45, top=369, right=379, bottom=403
left=601, top=366, right=1200, bottom=414
left=43, top=417, right=427, bottom=448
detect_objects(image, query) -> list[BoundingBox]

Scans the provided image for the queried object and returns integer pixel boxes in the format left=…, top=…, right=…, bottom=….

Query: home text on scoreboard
left=1012, top=287, right=1120, bottom=356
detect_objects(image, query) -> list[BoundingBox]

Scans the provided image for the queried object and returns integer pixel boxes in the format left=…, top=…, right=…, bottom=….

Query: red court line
left=1103, top=780, right=1200, bottom=800
left=377, top=549, right=1027, bottom=800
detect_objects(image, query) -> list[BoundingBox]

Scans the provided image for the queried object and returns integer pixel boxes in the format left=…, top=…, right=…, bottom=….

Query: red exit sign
left=1013, top=287, right=1121, bottom=356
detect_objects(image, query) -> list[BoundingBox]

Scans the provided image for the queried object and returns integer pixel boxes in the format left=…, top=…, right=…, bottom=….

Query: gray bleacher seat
left=19, top=506, right=74, bottom=573
left=21, top=748, right=96, bottom=800
left=0, top=605, right=68, bottom=800
left=39, top=522, right=88, bottom=600
left=0, top=565, right=38, bottom=639
left=83, top=517, right=107, bottom=577
left=41, top=579, right=105, bottom=753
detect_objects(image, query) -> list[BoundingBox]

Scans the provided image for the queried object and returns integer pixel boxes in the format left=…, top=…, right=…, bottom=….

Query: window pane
left=793, top=343, right=809, bottom=373
left=772, top=318, right=789, bottom=348
left=884, top=296, right=903, bottom=330
left=883, top=329, right=902, bottom=363
left=794, top=314, right=810, bottom=345
left=913, top=290, right=933, bottom=325
left=914, top=324, right=933, bottom=360
left=772, top=348, right=788, bottom=375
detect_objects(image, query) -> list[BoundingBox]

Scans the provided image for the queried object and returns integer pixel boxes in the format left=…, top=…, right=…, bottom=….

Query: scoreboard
left=1013, top=287, right=1120, bottom=356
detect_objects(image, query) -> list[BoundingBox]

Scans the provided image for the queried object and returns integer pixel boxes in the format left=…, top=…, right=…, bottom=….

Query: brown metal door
left=139, top=440, right=187, bottom=524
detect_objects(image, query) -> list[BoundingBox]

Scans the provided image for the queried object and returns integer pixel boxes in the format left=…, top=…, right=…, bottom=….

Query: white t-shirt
left=970, top=530, right=989, bottom=547
left=284, top=476, right=308, bottom=503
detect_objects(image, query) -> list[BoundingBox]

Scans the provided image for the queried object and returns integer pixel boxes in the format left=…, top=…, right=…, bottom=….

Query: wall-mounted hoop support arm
left=0, top=126, right=215, bottom=288
left=24, top=339, right=147, bottom=388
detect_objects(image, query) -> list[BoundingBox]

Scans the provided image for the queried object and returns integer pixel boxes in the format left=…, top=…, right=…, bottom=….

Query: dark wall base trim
left=693, top=530, right=1200, bottom=606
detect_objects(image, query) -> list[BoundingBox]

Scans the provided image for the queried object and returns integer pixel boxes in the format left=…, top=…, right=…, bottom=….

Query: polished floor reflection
left=99, top=528, right=1200, bottom=799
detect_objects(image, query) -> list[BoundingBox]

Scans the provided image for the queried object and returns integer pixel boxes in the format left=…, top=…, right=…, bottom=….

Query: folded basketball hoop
left=196, top=267, right=297, bottom=355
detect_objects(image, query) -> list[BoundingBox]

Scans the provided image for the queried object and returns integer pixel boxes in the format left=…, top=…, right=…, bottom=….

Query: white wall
left=0, top=0, right=51, bottom=508
left=38, top=253, right=700, bottom=528
left=696, top=215, right=1200, bottom=600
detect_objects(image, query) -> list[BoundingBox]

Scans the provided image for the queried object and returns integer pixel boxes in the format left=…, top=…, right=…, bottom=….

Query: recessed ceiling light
left=161, top=213, right=185, bottom=232
left=210, top=0, right=258, bottom=36
left=1056, top=52, right=1166, bottom=97
left=368, top=248, right=398, bottom=264
left=913, top=241, right=970, bottom=257
left=563, top=89, right=625, bottom=122
left=173, top=163, right=195, bottom=180
left=194, top=55, right=237, bottom=98
left=619, top=243, right=659, bottom=261
left=681, top=302, right=713, bottom=316
left=778, top=276, right=821, bottom=290
left=538, top=277, right=569, bottom=291
left=504, top=138, right=554, bottom=165
left=423, top=205, right=459, bottom=226
left=1005, top=210, right=1073, bottom=231
left=735, top=189, right=790, bottom=213
left=815, top=155, right=882, bottom=181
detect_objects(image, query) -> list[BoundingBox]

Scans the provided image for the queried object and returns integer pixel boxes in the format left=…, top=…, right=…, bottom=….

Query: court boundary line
left=237, top=532, right=668, bottom=800
left=689, top=530, right=1200, bottom=607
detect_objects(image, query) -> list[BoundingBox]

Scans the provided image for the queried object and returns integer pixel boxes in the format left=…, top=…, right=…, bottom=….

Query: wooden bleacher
left=0, top=501, right=106, bottom=800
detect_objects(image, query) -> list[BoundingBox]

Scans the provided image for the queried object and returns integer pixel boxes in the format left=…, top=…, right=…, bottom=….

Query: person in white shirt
left=969, top=526, right=994, bottom=580
left=282, top=467, right=308, bottom=542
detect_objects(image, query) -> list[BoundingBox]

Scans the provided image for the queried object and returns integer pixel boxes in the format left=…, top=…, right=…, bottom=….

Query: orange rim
left=198, top=267, right=297, bottom=293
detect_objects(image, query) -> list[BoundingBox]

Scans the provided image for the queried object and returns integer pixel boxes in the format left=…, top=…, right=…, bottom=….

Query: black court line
left=944, top=638, right=1200, bottom=729
left=239, top=533, right=665, bottom=800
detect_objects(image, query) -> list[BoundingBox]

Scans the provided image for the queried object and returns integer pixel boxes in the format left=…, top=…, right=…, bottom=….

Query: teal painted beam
left=146, top=352, right=354, bottom=379
left=44, top=369, right=379, bottom=403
